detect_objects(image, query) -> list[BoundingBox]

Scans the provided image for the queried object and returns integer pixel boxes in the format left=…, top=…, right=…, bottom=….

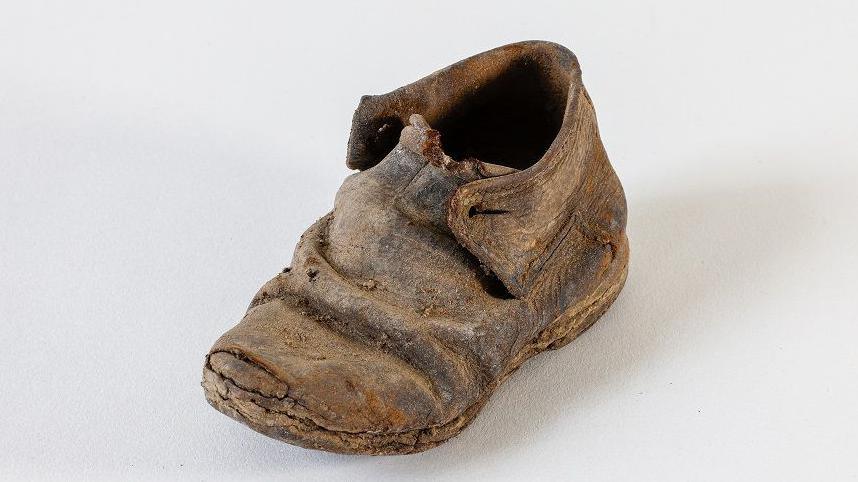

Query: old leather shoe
left=202, top=40, right=628, bottom=455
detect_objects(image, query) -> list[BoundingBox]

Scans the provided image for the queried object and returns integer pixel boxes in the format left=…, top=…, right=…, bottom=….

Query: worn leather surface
left=203, top=40, right=628, bottom=454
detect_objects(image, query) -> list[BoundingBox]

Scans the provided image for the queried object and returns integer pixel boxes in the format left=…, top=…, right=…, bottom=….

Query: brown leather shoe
left=202, top=40, right=628, bottom=455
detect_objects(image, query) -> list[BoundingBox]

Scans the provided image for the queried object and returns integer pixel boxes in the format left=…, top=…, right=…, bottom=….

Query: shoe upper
left=205, top=40, right=628, bottom=446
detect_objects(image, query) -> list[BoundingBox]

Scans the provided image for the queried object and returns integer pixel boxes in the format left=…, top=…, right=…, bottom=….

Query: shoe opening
left=434, top=57, right=570, bottom=170
left=347, top=42, right=577, bottom=172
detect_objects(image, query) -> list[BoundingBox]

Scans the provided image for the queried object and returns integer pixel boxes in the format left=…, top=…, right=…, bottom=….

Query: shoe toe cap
left=203, top=298, right=443, bottom=438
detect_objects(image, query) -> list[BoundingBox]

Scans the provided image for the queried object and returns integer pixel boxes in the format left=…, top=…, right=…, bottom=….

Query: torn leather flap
left=447, top=85, right=627, bottom=312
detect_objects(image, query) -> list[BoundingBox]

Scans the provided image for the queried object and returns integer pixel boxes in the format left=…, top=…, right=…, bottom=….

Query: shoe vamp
left=324, top=145, right=536, bottom=380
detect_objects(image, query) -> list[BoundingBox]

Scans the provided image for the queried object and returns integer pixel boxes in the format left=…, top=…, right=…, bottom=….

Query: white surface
left=2, top=1, right=857, bottom=480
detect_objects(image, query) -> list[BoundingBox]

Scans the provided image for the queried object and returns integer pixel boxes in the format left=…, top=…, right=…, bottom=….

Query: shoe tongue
left=391, top=114, right=516, bottom=233
left=400, top=114, right=517, bottom=180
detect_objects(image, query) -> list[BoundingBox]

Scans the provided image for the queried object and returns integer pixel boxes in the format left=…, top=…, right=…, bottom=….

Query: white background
left=2, top=1, right=857, bottom=480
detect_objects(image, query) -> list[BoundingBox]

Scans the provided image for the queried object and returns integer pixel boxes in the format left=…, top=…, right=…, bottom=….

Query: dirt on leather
left=202, top=40, right=629, bottom=455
